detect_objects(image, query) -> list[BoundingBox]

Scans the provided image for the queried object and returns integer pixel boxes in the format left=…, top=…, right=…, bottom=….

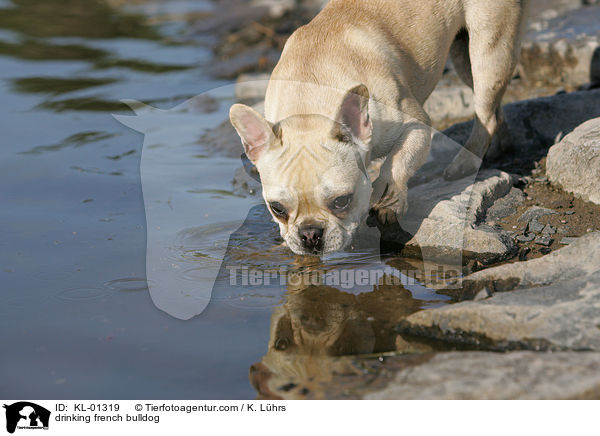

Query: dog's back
left=265, top=0, right=467, bottom=123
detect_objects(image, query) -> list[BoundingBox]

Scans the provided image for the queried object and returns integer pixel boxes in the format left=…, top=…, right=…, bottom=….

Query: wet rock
left=232, top=165, right=261, bottom=196
left=458, top=231, right=600, bottom=298
left=199, top=118, right=243, bottom=159
left=521, top=4, right=600, bottom=88
left=363, top=351, right=600, bottom=399
left=398, top=269, right=600, bottom=351
left=208, top=44, right=280, bottom=79
left=546, top=117, right=600, bottom=204
left=518, top=206, right=558, bottom=222
left=400, top=170, right=516, bottom=264
left=200, top=101, right=265, bottom=159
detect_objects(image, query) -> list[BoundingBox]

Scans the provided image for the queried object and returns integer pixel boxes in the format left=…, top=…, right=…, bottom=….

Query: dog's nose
left=299, top=226, right=324, bottom=252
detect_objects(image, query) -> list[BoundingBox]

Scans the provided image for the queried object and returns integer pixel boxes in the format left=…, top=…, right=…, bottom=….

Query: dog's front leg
left=370, top=119, right=431, bottom=225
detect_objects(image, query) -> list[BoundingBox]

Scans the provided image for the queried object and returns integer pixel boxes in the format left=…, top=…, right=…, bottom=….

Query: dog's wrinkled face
left=230, top=86, right=373, bottom=255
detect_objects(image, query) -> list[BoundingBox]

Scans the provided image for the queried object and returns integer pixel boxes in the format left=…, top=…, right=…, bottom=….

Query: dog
left=230, top=0, right=529, bottom=255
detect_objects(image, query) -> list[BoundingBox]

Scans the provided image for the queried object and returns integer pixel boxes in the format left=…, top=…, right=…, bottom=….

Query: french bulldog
left=230, top=0, right=529, bottom=255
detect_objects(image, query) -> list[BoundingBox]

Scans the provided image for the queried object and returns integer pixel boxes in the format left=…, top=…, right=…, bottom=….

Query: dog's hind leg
left=443, top=3, right=528, bottom=180
left=449, top=28, right=473, bottom=89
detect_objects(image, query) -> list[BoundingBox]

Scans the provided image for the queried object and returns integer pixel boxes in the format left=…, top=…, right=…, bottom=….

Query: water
left=0, top=0, right=450, bottom=399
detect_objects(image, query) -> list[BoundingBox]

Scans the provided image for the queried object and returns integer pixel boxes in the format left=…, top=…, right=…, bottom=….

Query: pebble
left=518, top=246, right=531, bottom=261
left=517, top=206, right=557, bottom=223
left=516, top=233, right=535, bottom=242
left=527, top=219, right=544, bottom=233
left=535, top=235, right=554, bottom=246
left=560, top=219, right=567, bottom=224
left=565, top=210, right=575, bottom=215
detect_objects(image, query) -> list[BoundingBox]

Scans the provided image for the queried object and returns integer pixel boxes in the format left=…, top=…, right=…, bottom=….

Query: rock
left=199, top=101, right=265, bottom=159
left=398, top=269, right=600, bottom=351
left=542, top=224, right=557, bottom=234
left=518, top=206, right=558, bottom=222
left=363, top=351, right=600, bottom=399
left=560, top=236, right=579, bottom=244
left=485, top=187, right=526, bottom=222
left=516, top=233, right=536, bottom=242
left=208, top=44, right=280, bottom=79
left=235, top=73, right=270, bottom=105
left=427, top=89, right=600, bottom=182
left=199, top=119, right=244, bottom=159
left=397, top=170, right=516, bottom=264
left=457, top=231, right=600, bottom=298
left=546, top=117, right=600, bottom=204
left=518, top=246, right=531, bottom=260
left=521, top=5, right=600, bottom=88
left=251, top=0, right=295, bottom=19
left=232, top=165, right=261, bottom=195
left=535, top=235, right=554, bottom=246
left=528, top=219, right=545, bottom=233
left=424, top=85, right=474, bottom=127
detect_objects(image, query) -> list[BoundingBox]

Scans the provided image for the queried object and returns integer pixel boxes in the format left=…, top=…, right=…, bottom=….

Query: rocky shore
left=194, top=0, right=600, bottom=399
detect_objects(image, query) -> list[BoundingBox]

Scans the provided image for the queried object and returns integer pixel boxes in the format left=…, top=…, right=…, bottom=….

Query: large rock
left=398, top=269, right=600, bottom=351
left=438, top=88, right=600, bottom=175
left=399, top=170, right=517, bottom=264
left=363, top=351, right=600, bottom=399
left=460, top=230, right=600, bottom=296
left=396, top=233, right=600, bottom=351
left=547, top=117, right=600, bottom=204
left=253, top=350, right=600, bottom=399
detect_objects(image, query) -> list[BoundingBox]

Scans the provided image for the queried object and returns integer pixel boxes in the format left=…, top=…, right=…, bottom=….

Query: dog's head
left=230, top=85, right=373, bottom=255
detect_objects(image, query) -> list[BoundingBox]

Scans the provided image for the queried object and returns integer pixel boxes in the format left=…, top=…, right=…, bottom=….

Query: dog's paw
left=369, top=177, right=408, bottom=225
left=443, top=151, right=481, bottom=181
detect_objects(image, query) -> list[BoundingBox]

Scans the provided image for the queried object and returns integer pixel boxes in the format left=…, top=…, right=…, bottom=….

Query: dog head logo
left=3, top=402, right=50, bottom=434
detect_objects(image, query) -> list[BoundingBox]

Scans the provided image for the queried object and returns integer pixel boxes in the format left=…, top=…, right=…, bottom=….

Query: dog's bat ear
left=336, top=84, right=372, bottom=145
left=229, top=104, right=277, bottom=163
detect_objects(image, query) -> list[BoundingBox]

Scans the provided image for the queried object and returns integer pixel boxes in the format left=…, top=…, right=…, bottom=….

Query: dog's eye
left=269, top=201, right=288, bottom=218
left=331, top=194, right=353, bottom=211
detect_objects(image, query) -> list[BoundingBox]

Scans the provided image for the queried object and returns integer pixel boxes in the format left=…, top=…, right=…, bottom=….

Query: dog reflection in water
left=249, top=267, right=436, bottom=399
